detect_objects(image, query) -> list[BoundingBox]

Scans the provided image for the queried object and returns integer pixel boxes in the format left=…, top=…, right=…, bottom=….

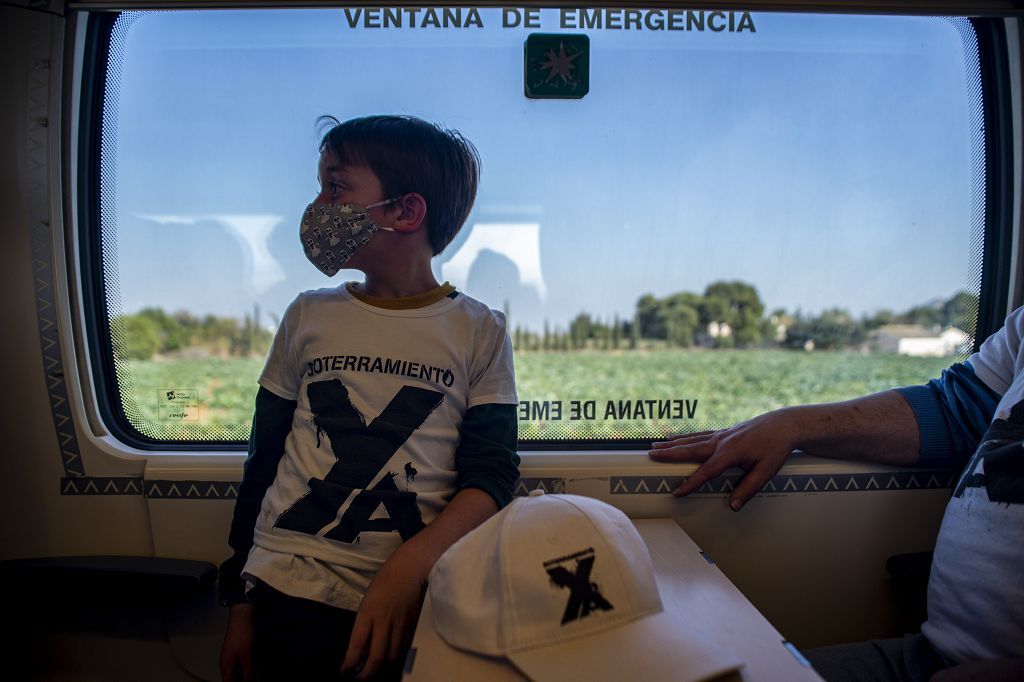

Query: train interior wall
left=0, top=3, right=997, bottom=680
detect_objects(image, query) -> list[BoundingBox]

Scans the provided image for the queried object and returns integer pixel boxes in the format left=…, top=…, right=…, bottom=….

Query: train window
left=86, top=8, right=986, bottom=448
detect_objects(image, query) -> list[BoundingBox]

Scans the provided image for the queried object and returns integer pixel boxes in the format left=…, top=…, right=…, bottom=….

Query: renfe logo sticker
left=159, top=389, right=199, bottom=421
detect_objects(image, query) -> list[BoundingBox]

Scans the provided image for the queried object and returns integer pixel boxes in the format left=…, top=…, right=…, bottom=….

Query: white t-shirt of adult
left=923, top=306, right=1024, bottom=662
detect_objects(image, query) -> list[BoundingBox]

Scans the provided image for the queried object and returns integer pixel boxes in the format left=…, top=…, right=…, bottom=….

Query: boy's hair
left=318, top=114, right=481, bottom=256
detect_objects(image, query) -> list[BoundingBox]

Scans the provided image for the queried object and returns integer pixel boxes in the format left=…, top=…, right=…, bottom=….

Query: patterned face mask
left=299, top=198, right=397, bottom=276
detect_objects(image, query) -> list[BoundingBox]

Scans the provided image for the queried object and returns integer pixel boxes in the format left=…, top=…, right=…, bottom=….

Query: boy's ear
left=388, top=192, right=427, bottom=233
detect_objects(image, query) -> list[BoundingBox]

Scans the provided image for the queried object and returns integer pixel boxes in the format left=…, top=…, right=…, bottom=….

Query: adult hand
left=341, top=554, right=426, bottom=680
left=219, top=603, right=255, bottom=682
left=649, top=410, right=798, bottom=510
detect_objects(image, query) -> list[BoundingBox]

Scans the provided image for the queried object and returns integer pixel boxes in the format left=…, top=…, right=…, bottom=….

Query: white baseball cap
left=427, top=493, right=743, bottom=681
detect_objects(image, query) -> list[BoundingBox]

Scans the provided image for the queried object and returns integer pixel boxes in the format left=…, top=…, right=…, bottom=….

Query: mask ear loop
left=364, top=196, right=402, bottom=232
left=365, top=197, right=400, bottom=210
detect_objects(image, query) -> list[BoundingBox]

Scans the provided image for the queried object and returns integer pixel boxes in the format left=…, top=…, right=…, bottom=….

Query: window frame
left=975, top=17, right=1016, bottom=343
left=72, top=5, right=1018, bottom=453
left=77, top=10, right=244, bottom=451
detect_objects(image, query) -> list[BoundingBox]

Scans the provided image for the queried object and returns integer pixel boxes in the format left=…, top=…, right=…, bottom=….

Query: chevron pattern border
left=61, top=479, right=238, bottom=499
left=610, top=471, right=957, bottom=495
left=61, top=477, right=570, bottom=499
left=61, top=472, right=956, bottom=498
left=28, top=27, right=85, bottom=478
left=144, top=480, right=240, bottom=500
left=61, top=477, right=144, bottom=496
left=513, top=477, right=565, bottom=496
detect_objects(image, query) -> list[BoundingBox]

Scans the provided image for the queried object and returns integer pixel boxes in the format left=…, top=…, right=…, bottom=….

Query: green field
left=120, top=350, right=954, bottom=441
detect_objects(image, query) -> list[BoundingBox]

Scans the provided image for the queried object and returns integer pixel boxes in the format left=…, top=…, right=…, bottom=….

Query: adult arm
left=649, top=362, right=1000, bottom=511
left=650, top=390, right=918, bottom=511
left=218, top=386, right=296, bottom=682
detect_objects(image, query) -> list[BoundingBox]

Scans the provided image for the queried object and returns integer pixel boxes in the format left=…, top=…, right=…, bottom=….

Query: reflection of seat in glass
left=141, top=214, right=286, bottom=296
left=465, top=248, right=544, bottom=325
left=442, top=223, right=545, bottom=322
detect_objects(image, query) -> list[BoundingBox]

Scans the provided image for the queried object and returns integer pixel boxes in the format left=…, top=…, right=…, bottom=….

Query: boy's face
left=313, top=149, right=406, bottom=272
left=315, top=149, right=391, bottom=214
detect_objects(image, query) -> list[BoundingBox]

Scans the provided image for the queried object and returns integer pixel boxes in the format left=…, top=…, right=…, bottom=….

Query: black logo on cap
left=544, top=547, right=614, bottom=624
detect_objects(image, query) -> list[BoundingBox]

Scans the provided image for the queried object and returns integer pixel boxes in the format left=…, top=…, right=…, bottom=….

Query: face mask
left=300, top=198, right=397, bottom=276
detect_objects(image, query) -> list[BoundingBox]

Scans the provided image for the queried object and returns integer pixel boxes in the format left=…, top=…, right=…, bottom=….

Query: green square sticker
left=525, top=33, right=589, bottom=99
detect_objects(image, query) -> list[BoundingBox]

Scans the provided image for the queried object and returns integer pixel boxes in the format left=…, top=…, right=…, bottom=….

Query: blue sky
left=106, top=8, right=979, bottom=331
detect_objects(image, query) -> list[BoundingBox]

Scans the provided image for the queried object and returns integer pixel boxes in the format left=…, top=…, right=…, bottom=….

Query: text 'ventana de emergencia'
left=342, top=8, right=756, bottom=33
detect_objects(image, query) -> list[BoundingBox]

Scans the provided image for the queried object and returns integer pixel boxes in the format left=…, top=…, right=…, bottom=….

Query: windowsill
left=128, top=441, right=932, bottom=483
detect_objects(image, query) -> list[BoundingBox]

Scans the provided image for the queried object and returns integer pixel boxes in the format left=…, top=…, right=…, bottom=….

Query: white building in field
left=707, top=321, right=733, bottom=338
left=873, top=325, right=970, bottom=357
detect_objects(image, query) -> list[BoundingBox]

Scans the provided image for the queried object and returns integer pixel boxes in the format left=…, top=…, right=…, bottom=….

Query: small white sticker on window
left=159, top=389, right=200, bottom=421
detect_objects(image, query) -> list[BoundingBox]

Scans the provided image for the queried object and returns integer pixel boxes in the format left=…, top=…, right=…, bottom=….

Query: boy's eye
left=319, top=182, right=340, bottom=198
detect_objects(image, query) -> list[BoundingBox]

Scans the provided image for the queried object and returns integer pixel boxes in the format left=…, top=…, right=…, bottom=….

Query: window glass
left=96, top=8, right=983, bottom=445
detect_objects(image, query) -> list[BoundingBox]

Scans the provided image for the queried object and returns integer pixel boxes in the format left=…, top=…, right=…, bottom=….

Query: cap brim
left=508, top=608, right=744, bottom=682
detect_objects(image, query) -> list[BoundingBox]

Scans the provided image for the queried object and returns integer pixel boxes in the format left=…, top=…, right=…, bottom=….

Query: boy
left=218, top=115, right=520, bottom=681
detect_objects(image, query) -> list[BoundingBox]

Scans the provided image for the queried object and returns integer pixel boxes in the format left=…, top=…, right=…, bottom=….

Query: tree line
left=511, top=282, right=978, bottom=352
left=113, top=306, right=274, bottom=360
left=113, top=283, right=978, bottom=360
